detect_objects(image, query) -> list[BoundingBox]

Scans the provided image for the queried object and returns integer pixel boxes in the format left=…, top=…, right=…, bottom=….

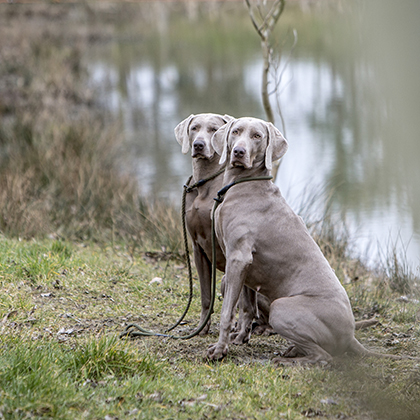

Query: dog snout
left=193, top=139, right=205, bottom=152
left=233, top=146, right=246, bottom=158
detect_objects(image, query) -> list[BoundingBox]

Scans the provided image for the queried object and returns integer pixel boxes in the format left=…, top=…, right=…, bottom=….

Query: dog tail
left=354, top=317, right=378, bottom=330
left=347, top=338, right=420, bottom=361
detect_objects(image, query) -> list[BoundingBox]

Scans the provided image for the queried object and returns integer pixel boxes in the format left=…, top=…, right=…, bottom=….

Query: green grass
left=1, top=236, right=419, bottom=420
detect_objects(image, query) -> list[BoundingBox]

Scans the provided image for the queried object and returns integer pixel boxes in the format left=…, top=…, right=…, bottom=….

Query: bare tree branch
left=245, top=0, right=264, bottom=38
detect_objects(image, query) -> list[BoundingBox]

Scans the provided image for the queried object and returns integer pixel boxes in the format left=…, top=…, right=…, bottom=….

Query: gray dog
left=207, top=116, right=417, bottom=363
left=175, top=113, right=229, bottom=335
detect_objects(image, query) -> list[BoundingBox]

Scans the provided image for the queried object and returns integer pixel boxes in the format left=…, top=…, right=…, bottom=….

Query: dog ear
left=174, top=114, right=195, bottom=154
left=222, top=114, right=234, bottom=123
left=265, top=122, right=288, bottom=170
left=212, top=119, right=236, bottom=164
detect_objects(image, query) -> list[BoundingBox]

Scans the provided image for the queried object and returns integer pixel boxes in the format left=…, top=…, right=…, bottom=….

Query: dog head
left=211, top=117, right=288, bottom=170
left=174, top=113, right=234, bottom=159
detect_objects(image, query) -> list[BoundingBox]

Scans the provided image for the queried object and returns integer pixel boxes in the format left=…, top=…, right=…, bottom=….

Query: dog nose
left=233, top=146, right=245, bottom=158
left=193, top=140, right=205, bottom=152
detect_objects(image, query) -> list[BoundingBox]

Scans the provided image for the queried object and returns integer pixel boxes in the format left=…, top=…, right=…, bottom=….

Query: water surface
left=84, top=0, right=420, bottom=269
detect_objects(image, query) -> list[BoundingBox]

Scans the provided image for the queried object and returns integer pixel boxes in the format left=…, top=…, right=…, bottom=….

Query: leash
left=120, top=173, right=272, bottom=340
left=120, top=170, right=225, bottom=339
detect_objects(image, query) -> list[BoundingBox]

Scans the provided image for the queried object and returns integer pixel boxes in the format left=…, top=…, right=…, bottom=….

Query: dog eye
left=232, top=129, right=239, bottom=135
left=190, top=125, right=198, bottom=131
left=210, top=127, right=218, bottom=132
left=253, top=133, right=261, bottom=140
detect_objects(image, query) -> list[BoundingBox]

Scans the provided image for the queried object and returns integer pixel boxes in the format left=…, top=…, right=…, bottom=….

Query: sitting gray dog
left=207, top=116, right=416, bottom=363
left=175, top=113, right=229, bottom=335
left=175, top=113, right=271, bottom=340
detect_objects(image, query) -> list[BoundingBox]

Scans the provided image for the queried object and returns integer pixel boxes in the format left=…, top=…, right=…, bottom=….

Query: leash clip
left=183, top=184, right=194, bottom=193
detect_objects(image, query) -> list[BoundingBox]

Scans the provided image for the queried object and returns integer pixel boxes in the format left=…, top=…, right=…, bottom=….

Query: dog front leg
left=193, top=244, right=213, bottom=335
left=230, top=286, right=257, bottom=344
left=207, top=249, right=252, bottom=360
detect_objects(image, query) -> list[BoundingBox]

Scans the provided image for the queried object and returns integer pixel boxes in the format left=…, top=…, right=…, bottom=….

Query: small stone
left=320, top=398, right=337, bottom=405
left=149, top=277, right=163, bottom=285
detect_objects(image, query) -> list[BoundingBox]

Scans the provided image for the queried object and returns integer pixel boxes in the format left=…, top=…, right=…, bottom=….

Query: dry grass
left=0, top=4, right=183, bottom=252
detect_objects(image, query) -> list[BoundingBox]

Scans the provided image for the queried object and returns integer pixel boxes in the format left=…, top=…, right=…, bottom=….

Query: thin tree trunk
left=261, top=39, right=274, bottom=123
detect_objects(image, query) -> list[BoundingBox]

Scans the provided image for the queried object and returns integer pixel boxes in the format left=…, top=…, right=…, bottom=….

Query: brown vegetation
left=0, top=4, right=181, bottom=249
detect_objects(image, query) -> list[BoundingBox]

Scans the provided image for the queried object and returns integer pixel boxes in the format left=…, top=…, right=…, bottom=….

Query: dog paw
left=230, top=331, right=250, bottom=345
left=207, top=343, right=228, bottom=361
left=252, top=325, right=276, bottom=336
left=272, top=356, right=299, bottom=366
left=282, top=345, right=302, bottom=358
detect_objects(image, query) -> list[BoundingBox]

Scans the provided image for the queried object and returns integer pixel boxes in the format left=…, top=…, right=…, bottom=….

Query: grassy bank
left=0, top=236, right=420, bottom=420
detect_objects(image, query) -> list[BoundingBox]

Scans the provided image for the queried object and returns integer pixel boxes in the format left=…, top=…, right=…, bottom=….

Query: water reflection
left=84, top=1, right=420, bottom=268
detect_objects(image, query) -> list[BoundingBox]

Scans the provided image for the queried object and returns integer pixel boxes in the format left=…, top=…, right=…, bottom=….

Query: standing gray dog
left=208, top=116, right=415, bottom=363
left=175, top=113, right=271, bottom=341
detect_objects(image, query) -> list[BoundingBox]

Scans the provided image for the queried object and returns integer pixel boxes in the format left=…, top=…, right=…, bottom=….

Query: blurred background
left=1, top=0, right=419, bottom=270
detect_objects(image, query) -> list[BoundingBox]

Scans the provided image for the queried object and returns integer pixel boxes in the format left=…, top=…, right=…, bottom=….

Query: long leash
left=120, top=170, right=223, bottom=339
left=120, top=173, right=272, bottom=340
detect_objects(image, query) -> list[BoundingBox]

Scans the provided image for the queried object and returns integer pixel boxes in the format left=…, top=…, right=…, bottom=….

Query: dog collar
left=183, top=168, right=225, bottom=193
left=214, top=176, right=273, bottom=203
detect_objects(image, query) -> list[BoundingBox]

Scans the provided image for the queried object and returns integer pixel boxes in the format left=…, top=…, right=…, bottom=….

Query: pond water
left=84, top=0, right=420, bottom=270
